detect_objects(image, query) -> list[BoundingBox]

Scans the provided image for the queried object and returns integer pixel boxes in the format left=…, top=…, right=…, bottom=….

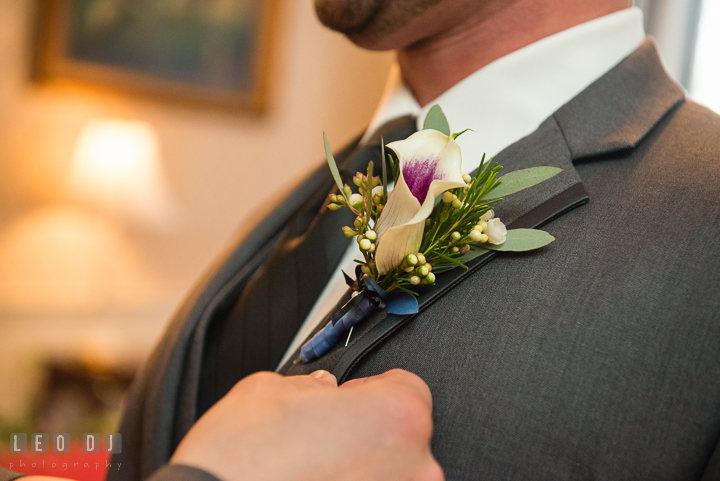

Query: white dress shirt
left=278, top=7, right=646, bottom=368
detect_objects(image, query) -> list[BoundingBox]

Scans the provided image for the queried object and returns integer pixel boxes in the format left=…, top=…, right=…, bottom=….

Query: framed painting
left=34, top=0, right=278, bottom=113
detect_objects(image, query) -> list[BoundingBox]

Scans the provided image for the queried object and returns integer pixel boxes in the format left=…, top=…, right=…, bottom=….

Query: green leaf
left=422, top=105, right=450, bottom=136
left=324, top=132, right=348, bottom=202
left=434, top=251, right=468, bottom=270
left=452, top=128, right=472, bottom=139
left=480, top=167, right=562, bottom=200
left=482, top=229, right=555, bottom=252
left=364, top=161, right=374, bottom=216
left=381, top=138, right=388, bottom=201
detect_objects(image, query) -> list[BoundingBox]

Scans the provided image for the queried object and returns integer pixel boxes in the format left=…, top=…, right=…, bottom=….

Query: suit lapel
left=280, top=38, right=685, bottom=380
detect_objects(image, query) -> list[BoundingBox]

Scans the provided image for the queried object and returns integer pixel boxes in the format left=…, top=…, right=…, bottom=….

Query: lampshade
left=69, top=119, right=173, bottom=224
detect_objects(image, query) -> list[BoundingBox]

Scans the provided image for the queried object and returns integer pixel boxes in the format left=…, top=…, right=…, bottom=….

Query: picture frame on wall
left=34, top=0, right=278, bottom=113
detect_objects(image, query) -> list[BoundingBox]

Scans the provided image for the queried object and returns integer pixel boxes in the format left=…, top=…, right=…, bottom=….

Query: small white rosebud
left=416, top=253, right=426, bottom=265
left=410, top=275, right=421, bottom=285
left=425, top=272, right=436, bottom=283
left=451, top=231, right=461, bottom=243
left=460, top=244, right=471, bottom=254
left=480, top=209, right=495, bottom=221
left=368, top=243, right=376, bottom=253
left=349, top=193, right=363, bottom=208
left=415, top=265, right=429, bottom=277
left=357, top=234, right=365, bottom=242
left=486, top=218, right=507, bottom=244
left=469, top=229, right=483, bottom=242
left=479, top=233, right=489, bottom=243
left=405, top=254, right=418, bottom=266
left=451, top=246, right=459, bottom=253
left=365, top=230, right=377, bottom=241
left=359, top=239, right=372, bottom=251
left=475, top=220, right=487, bottom=232
left=372, top=186, right=383, bottom=196
left=442, top=191, right=454, bottom=203
left=462, top=173, right=472, bottom=184
left=405, top=267, right=414, bottom=272
left=425, top=264, right=432, bottom=273
left=361, top=266, right=372, bottom=275
left=452, top=198, right=463, bottom=209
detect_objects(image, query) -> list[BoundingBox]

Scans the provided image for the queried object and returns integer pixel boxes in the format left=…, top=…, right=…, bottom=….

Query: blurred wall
left=0, top=0, right=393, bottom=420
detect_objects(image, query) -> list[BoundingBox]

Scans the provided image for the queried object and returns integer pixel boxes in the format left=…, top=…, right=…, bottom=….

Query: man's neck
left=397, top=0, right=631, bottom=106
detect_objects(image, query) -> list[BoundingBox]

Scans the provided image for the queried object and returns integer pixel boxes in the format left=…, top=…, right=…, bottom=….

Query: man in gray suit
left=111, top=0, right=720, bottom=479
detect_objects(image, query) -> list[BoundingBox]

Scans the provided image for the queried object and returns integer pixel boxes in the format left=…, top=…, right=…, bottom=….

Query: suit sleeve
left=0, top=466, right=24, bottom=481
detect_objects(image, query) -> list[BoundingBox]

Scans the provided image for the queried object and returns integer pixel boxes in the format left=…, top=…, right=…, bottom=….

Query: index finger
left=341, top=368, right=433, bottom=409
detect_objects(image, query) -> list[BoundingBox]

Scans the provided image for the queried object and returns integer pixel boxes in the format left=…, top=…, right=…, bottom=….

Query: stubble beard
left=314, top=0, right=444, bottom=48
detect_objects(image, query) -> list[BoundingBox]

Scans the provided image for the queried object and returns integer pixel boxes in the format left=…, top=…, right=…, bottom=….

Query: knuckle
left=385, top=391, right=434, bottom=442
left=424, top=460, right=445, bottom=481
left=234, top=371, right=281, bottom=391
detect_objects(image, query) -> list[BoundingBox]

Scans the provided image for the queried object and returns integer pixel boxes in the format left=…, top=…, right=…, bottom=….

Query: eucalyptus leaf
left=433, top=247, right=490, bottom=273
left=324, top=133, right=348, bottom=202
left=434, top=251, right=468, bottom=270
left=480, top=167, right=562, bottom=200
left=422, top=105, right=451, bottom=136
left=482, top=229, right=555, bottom=252
left=457, top=246, right=491, bottom=262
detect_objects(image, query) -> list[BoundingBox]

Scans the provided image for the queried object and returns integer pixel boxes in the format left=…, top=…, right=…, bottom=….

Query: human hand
left=171, top=369, right=443, bottom=481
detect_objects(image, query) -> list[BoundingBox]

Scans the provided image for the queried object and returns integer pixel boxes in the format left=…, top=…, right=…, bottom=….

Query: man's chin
left=344, top=29, right=418, bottom=52
left=314, top=0, right=383, bottom=36
left=314, top=0, right=446, bottom=51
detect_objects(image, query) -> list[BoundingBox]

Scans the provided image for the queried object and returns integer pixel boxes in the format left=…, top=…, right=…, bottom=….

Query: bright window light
left=690, top=0, right=720, bottom=113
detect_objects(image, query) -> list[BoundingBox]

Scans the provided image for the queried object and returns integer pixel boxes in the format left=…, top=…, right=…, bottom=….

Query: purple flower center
left=403, top=156, right=445, bottom=202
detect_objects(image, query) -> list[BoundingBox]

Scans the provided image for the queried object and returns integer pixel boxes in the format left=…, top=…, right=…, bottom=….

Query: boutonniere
left=301, top=106, right=560, bottom=362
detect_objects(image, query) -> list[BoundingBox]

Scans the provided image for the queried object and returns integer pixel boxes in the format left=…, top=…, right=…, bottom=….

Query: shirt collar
left=363, top=7, right=646, bottom=174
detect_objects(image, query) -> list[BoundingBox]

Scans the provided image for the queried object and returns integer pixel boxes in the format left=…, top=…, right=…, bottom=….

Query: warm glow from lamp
left=70, top=119, right=173, bottom=224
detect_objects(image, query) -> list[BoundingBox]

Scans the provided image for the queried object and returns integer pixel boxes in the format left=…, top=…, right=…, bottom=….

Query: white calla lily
left=374, top=129, right=467, bottom=274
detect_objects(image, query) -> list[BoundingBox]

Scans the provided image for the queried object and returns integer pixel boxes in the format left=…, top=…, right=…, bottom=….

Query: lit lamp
left=69, top=119, right=173, bottom=225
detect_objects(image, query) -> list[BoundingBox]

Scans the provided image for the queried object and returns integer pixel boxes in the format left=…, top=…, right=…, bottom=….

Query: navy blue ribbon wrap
left=300, top=272, right=419, bottom=363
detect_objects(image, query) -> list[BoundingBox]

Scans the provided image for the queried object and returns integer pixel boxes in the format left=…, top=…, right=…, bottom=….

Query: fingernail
left=310, top=370, right=331, bottom=379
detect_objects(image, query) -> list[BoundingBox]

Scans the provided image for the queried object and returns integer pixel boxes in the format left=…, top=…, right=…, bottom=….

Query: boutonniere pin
left=301, top=105, right=561, bottom=362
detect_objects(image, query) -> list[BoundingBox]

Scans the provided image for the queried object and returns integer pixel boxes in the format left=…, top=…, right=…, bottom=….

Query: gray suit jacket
left=110, top=39, right=720, bottom=480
